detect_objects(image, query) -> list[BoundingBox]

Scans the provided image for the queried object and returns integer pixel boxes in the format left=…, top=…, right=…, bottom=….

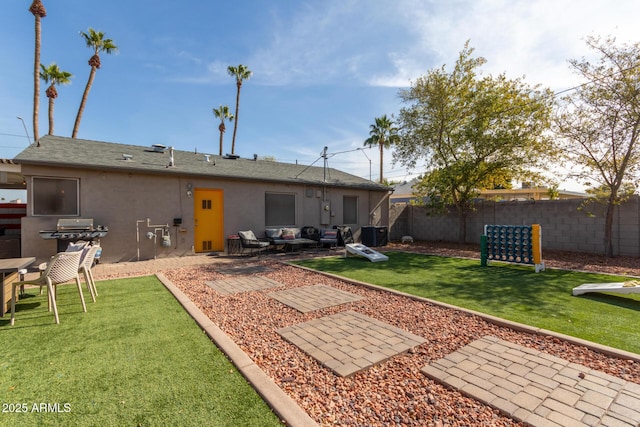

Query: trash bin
left=360, top=226, right=388, bottom=247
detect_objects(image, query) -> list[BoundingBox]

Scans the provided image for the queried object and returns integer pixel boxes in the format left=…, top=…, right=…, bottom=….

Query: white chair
left=79, top=245, right=100, bottom=300
left=11, top=251, right=85, bottom=325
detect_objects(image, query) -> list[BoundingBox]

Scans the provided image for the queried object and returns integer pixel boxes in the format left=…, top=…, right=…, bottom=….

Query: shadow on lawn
left=579, top=293, right=640, bottom=312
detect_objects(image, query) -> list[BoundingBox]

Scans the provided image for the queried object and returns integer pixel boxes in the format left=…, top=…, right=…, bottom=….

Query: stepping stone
left=216, top=264, right=271, bottom=275
left=278, top=310, right=425, bottom=377
left=268, top=284, right=362, bottom=312
left=205, top=276, right=282, bottom=295
left=422, top=336, right=640, bottom=426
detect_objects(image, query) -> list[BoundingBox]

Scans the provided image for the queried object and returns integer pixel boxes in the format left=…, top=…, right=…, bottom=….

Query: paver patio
left=205, top=276, right=283, bottom=295
left=277, top=310, right=425, bottom=377
left=422, top=336, right=640, bottom=426
left=268, top=284, right=363, bottom=313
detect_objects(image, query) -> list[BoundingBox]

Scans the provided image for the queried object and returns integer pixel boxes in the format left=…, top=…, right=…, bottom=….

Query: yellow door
left=194, top=189, right=224, bottom=252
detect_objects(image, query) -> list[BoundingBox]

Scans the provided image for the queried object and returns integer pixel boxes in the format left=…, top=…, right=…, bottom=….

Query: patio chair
left=79, top=245, right=101, bottom=301
left=39, top=241, right=98, bottom=302
left=238, top=230, right=270, bottom=256
left=10, top=251, right=86, bottom=325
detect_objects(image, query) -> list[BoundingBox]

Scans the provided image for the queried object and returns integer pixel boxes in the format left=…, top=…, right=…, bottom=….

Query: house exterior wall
left=20, top=164, right=390, bottom=263
left=389, top=197, right=640, bottom=256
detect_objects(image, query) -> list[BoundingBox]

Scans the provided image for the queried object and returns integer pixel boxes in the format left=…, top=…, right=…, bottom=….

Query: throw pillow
left=281, top=228, right=295, bottom=240
left=238, top=230, right=257, bottom=241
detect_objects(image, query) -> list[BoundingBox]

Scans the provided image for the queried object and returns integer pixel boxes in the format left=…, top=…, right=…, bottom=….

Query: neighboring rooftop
left=14, top=135, right=389, bottom=191
left=391, top=178, right=587, bottom=203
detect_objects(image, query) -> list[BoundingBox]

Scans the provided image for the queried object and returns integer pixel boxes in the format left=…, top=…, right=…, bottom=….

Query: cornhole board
left=345, top=243, right=389, bottom=262
left=572, top=282, right=640, bottom=296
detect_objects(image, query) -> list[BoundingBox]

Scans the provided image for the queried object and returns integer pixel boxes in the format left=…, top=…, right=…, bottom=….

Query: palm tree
left=29, top=0, right=47, bottom=144
left=40, top=63, right=72, bottom=136
left=227, top=64, right=252, bottom=155
left=363, top=115, right=399, bottom=183
left=72, top=28, right=118, bottom=138
left=212, top=105, right=234, bottom=155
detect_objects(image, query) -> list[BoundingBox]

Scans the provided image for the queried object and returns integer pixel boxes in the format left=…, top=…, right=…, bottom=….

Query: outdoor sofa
left=264, top=227, right=318, bottom=251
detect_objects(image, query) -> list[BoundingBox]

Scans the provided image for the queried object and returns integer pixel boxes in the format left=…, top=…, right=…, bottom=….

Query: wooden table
left=0, top=257, right=35, bottom=317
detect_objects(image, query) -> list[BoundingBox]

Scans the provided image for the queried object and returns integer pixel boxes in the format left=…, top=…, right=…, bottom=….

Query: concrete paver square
left=421, top=336, right=640, bottom=426
left=268, top=284, right=363, bottom=312
left=278, top=310, right=425, bottom=377
left=205, top=276, right=283, bottom=295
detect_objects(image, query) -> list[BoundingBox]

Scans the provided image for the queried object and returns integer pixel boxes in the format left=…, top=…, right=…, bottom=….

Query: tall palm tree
left=72, top=28, right=118, bottom=138
left=212, top=105, right=234, bottom=155
left=40, top=63, right=72, bottom=136
left=363, top=115, right=399, bottom=183
left=227, top=64, right=252, bottom=155
left=29, top=0, right=46, bottom=144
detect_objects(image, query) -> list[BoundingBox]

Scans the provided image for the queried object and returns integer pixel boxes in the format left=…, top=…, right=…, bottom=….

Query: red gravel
left=163, top=243, right=640, bottom=427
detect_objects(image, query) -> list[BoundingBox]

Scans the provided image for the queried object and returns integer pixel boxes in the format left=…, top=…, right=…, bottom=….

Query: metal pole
left=16, top=116, right=32, bottom=145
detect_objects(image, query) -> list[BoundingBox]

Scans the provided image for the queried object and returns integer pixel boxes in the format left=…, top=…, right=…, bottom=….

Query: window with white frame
left=32, top=177, right=79, bottom=216
left=343, top=195, right=358, bottom=224
left=265, top=192, right=295, bottom=226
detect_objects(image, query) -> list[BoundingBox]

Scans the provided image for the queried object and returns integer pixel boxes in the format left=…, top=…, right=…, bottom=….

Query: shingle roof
left=14, top=135, right=390, bottom=191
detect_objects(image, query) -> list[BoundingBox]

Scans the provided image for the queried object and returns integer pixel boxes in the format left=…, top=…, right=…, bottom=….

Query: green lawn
left=295, top=252, right=640, bottom=354
left=0, top=276, right=282, bottom=427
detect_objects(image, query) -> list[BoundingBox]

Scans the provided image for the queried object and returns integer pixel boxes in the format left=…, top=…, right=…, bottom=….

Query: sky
left=1, top=0, right=639, bottom=202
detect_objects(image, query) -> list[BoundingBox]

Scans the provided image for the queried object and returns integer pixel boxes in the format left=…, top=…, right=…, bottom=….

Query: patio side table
left=0, top=257, right=35, bottom=316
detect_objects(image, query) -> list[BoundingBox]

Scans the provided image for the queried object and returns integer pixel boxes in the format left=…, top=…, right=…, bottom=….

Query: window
left=32, top=177, right=79, bottom=216
left=265, top=193, right=295, bottom=226
left=343, top=195, right=358, bottom=224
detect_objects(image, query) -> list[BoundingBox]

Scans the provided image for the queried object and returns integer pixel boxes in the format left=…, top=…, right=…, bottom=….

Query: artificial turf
left=295, top=251, right=640, bottom=354
left=0, top=276, right=282, bottom=427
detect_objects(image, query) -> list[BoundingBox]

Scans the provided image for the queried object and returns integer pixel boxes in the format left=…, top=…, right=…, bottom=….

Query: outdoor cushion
left=265, top=228, right=282, bottom=239
left=282, top=229, right=296, bottom=240
left=238, top=230, right=258, bottom=241
left=322, top=230, right=337, bottom=238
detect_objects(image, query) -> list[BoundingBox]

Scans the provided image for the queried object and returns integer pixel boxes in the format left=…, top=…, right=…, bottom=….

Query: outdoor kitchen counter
left=0, top=257, right=35, bottom=317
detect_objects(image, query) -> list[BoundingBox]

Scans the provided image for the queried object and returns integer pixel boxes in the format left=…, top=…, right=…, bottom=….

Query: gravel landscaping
left=162, top=243, right=640, bottom=427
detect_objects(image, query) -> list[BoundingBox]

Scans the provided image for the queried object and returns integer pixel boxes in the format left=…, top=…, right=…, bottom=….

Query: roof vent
left=253, top=154, right=258, bottom=161
left=223, top=154, right=240, bottom=160
left=122, top=154, right=133, bottom=161
left=151, top=144, right=167, bottom=153
left=204, top=154, right=210, bottom=162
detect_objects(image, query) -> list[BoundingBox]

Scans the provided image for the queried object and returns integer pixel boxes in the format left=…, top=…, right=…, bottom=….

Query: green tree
left=40, top=63, right=72, bottom=136
left=212, top=105, right=234, bottom=155
left=395, top=42, right=554, bottom=242
left=554, top=36, right=640, bottom=256
left=29, top=0, right=46, bottom=144
left=363, top=115, right=399, bottom=183
left=72, top=28, right=118, bottom=138
left=227, top=64, right=252, bottom=155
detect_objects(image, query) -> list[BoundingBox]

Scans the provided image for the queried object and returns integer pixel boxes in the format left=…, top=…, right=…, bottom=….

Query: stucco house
left=14, top=135, right=392, bottom=263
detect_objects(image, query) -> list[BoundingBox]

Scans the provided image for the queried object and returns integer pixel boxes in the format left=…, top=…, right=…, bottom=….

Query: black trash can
left=360, top=226, right=388, bottom=247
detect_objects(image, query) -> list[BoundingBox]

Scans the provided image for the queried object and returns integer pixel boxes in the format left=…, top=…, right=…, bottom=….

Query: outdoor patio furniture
left=79, top=245, right=101, bottom=300
left=238, top=230, right=270, bottom=256
left=335, top=226, right=354, bottom=246
left=319, top=229, right=339, bottom=248
left=264, top=227, right=318, bottom=252
left=11, top=250, right=86, bottom=325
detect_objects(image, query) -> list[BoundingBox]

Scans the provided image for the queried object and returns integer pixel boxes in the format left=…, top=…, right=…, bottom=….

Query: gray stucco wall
left=389, top=196, right=640, bottom=257
left=20, top=165, right=390, bottom=264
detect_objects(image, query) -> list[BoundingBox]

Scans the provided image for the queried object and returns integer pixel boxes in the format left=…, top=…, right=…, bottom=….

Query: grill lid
left=57, top=218, right=94, bottom=231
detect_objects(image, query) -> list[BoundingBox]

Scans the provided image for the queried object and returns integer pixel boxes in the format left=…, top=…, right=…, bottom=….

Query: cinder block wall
left=389, top=196, right=640, bottom=256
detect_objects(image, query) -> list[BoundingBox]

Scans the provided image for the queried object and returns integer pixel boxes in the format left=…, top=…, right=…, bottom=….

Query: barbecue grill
left=40, top=218, right=108, bottom=252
